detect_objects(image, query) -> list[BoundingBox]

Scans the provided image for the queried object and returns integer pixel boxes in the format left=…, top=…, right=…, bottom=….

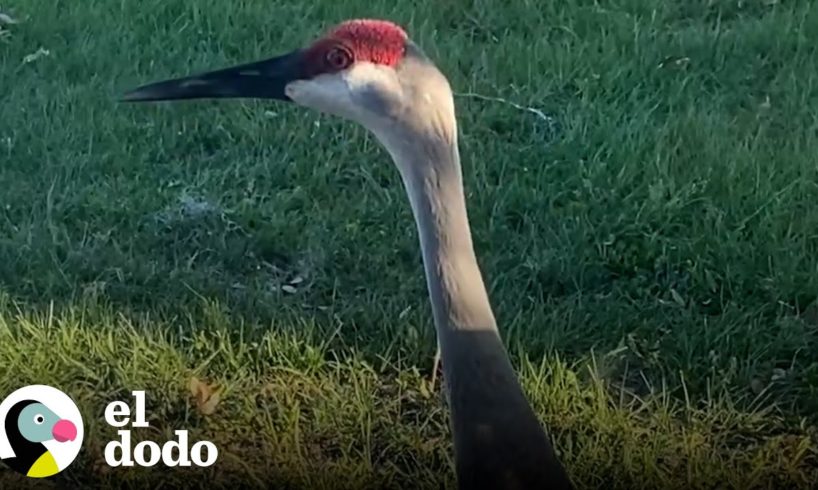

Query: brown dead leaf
left=419, top=380, right=431, bottom=399
left=189, top=376, right=223, bottom=415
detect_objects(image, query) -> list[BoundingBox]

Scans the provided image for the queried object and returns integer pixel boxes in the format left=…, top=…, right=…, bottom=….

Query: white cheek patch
left=283, top=80, right=306, bottom=100
left=285, top=76, right=356, bottom=118
left=342, top=63, right=403, bottom=122
left=285, top=63, right=401, bottom=127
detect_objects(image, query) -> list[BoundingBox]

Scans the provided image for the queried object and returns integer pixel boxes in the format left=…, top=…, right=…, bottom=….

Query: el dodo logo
left=1, top=386, right=217, bottom=478
left=103, top=390, right=218, bottom=468
left=0, top=385, right=83, bottom=478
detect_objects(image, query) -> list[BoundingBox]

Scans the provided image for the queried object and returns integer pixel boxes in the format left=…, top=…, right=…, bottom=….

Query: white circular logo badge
left=0, top=385, right=84, bottom=478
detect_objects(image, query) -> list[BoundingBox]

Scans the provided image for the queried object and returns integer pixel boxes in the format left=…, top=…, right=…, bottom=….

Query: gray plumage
left=123, top=22, right=573, bottom=490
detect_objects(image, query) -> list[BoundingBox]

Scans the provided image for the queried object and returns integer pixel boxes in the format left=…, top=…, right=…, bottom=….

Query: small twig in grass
left=23, top=47, right=51, bottom=64
left=454, top=91, right=562, bottom=144
left=454, top=91, right=556, bottom=125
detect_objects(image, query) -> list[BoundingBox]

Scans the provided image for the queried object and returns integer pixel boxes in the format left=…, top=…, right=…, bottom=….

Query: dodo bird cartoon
left=3, top=399, right=77, bottom=477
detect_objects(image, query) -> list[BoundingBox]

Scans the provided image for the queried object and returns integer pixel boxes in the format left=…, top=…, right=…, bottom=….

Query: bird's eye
left=33, top=414, right=45, bottom=425
left=325, top=46, right=352, bottom=71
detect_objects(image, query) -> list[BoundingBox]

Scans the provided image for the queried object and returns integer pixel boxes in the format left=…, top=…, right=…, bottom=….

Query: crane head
left=122, top=19, right=455, bottom=140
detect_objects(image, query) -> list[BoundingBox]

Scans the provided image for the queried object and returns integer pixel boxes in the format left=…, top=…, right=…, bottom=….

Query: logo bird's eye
left=325, top=46, right=352, bottom=71
left=33, top=414, right=45, bottom=425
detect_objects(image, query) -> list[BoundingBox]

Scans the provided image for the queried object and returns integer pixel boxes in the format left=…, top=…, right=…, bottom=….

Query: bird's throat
left=388, top=135, right=499, bottom=340
left=379, top=111, right=574, bottom=490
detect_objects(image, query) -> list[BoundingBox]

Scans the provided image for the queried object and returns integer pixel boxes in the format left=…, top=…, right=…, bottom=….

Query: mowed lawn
left=1, top=0, right=817, bottom=488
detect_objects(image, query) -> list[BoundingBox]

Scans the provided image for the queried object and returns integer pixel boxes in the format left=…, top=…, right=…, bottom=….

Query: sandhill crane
left=123, top=19, right=573, bottom=490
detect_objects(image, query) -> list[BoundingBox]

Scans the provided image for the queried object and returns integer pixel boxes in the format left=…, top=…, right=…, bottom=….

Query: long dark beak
left=121, top=50, right=304, bottom=102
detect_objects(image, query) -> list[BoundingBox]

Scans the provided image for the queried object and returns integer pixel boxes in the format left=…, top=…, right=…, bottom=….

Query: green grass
left=1, top=0, right=817, bottom=487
